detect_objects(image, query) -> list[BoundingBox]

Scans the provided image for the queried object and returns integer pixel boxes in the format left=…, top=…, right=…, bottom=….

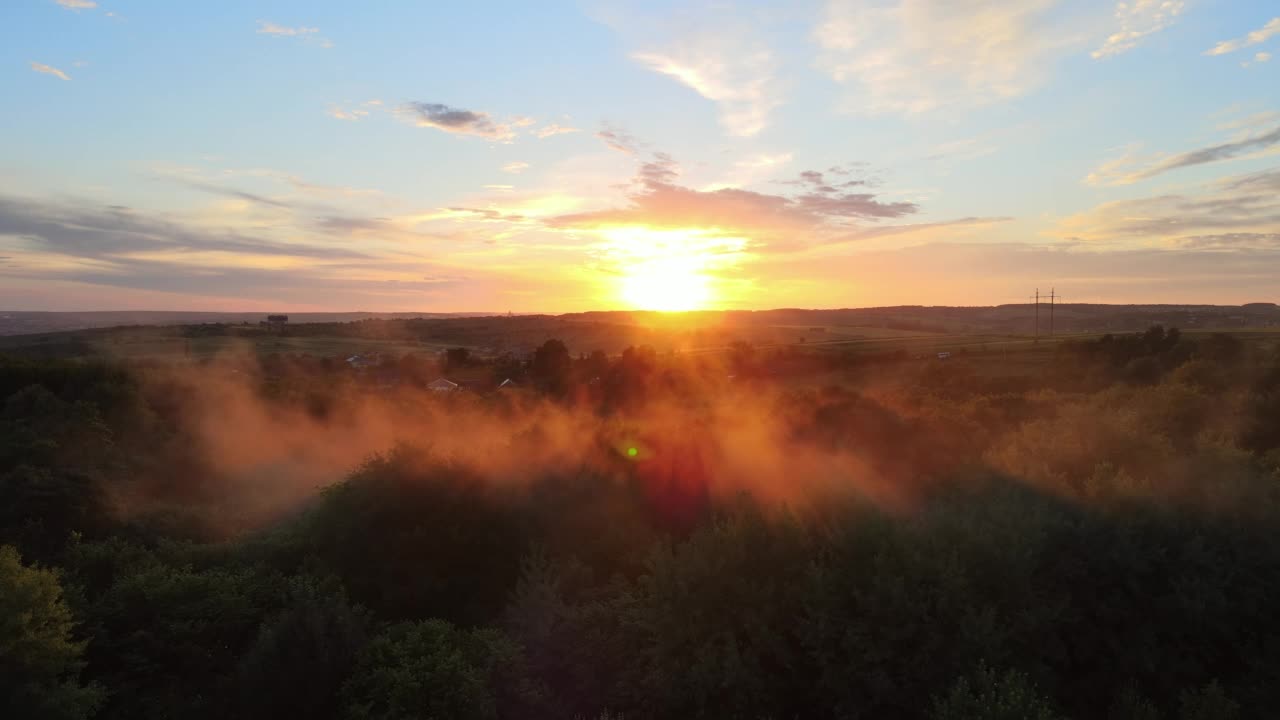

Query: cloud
left=836, top=216, right=1013, bottom=243
left=328, top=107, right=369, bottom=121
left=1204, top=16, right=1280, bottom=56
left=157, top=172, right=293, bottom=209
left=256, top=20, right=332, bottom=47
left=596, top=125, right=641, bottom=154
left=1086, top=123, right=1280, bottom=185
left=501, top=162, right=531, bottom=174
left=30, top=62, right=70, bottom=81
left=327, top=100, right=382, bottom=121
left=631, top=36, right=780, bottom=137
left=446, top=207, right=527, bottom=222
left=549, top=154, right=919, bottom=249
left=256, top=21, right=319, bottom=36
left=398, top=102, right=518, bottom=141
left=54, top=0, right=96, bottom=9
left=533, top=123, right=580, bottom=139
left=1092, top=0, right=1185, bottom=59
left=814, top=0, right=1066, bottom=114
left=600, top=4, right=782, bottom=137
left=0, top=194, right=363, bottom=261
left=1061, top=168, right=1280, bottom=244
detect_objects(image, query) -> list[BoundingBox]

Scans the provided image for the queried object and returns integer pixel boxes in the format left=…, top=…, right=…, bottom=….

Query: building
left=427, top=378, right=459, bottom=393
left=346, top=353, right=383, bottom=369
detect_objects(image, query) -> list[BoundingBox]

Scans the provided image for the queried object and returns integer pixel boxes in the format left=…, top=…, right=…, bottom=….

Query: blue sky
left=1, top=0, right=1277, bottom=311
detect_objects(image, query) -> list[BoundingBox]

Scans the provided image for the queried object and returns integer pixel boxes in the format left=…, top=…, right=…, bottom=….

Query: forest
left=3, top=325, right=1280, bottom=719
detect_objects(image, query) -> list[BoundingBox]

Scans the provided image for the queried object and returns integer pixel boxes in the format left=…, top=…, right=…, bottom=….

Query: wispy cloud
left=1086, top=122, right=1280, bottom=185
left=256, top=20, right=332, bottom=47
left=1092, top=0, right=1185, bottom=59
left=1063, top=168, right=1280, bottom=244
left=596, top=124, right=642, bottom=155
left=600, top=4, right=781, bottom=137
left=814, top=0, right=1066, bottom=114
left=1204, top=17, right=1280, bottom=56
left=533, top=123, right=580, bottom=139
left=328, top=107, right=369, bottom=121
left=501, top=162, right=530, bottom=174
left=54, top=0, right=97, bottom=9
left=256, top=21, right=319, bottom=36
left=631, top=32, right=780, bottom=137
left=30, top=62, right=70, bottom=81
left=0, top=194, right=360, bottom=261
left=327, top=100, right=381, bottom=121
left=398, top=102, right=521, bottom=141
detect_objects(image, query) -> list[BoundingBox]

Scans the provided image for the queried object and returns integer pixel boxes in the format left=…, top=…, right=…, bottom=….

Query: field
left=3, top=310, right=1277, bottom=383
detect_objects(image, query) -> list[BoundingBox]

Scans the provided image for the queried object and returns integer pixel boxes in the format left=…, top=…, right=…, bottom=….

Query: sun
left=620, top=255, right=711, bottom=312
left=598, top=226, right=748, bottom=312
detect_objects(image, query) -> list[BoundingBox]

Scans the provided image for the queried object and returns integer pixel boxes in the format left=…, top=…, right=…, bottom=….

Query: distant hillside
left=0, top=311, right=495, bottom=336
left=1, top=304, right=1277, bottom=360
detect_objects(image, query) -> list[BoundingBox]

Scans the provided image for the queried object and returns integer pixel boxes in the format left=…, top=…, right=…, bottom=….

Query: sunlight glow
left=597, top=226, right=749, bottom=312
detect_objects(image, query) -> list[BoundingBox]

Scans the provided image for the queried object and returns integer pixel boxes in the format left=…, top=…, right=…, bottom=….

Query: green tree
left=1178, top=681, right=1240, bottom=720
left=342, top=619, right=532, bottom=720
left=531, top=339, right=572, bottom=395
left=445, top=347, right=471, bottom=370
left=0, top=545, right=102, bottom=720
left=931, top=665, right=1060, bottom=720
left=231, top=577, right=371, bottom=720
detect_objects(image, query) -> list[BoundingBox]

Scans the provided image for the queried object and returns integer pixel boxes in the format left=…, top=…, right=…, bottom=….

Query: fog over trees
left=2, top=326, right=1280, bottom=719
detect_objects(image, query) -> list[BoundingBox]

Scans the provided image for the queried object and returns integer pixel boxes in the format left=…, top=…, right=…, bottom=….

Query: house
left=427, top=377, right=459, bottom=393
left=346, top=353, right=383, bottom=369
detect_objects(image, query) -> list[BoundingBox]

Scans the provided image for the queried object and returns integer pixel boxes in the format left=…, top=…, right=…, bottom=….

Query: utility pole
left=1048, top=288, right=1057, bottom=338
left=1032, top=288, right=1040, bottom=342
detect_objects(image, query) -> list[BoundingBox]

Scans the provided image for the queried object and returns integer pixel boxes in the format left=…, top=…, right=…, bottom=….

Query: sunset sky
left=2, top=0, right=1278, bottom=312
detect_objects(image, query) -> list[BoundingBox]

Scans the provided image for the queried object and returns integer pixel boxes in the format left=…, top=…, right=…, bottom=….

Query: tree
left=231, top=577, right=371, bottom=720
left=445, top=347, right=471, bottom=371
left=931, top=665, right=1060, bottom=720
left=1178, top=681, right=1240, bottom=720
left=0, top=545, right=102, bottom=720
left=531, top=339, right=572, bottom=395
left=342, top=619, right=536, bottom=720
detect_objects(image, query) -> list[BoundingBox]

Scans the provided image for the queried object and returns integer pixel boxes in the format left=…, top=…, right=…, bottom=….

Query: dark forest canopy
left=2, top=325, right=1280, bottom=719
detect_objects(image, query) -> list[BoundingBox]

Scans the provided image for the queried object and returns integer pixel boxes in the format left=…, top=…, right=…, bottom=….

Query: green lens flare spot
left=627, top=447, right=638, bottom=458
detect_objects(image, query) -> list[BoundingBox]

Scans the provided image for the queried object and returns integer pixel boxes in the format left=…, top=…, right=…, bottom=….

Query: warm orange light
left=597, top=226, right=748, bottom=312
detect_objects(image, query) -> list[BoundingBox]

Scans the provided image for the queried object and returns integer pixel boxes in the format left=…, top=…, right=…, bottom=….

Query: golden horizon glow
left=597, top=226, right=750, bottom=312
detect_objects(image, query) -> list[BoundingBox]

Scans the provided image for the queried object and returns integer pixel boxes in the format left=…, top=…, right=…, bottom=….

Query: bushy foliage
left=341, top=619, right=533, bottom=720
left=2, top=326, right=1280, bottom=718
left=0, top=545, right=102, bottom=720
